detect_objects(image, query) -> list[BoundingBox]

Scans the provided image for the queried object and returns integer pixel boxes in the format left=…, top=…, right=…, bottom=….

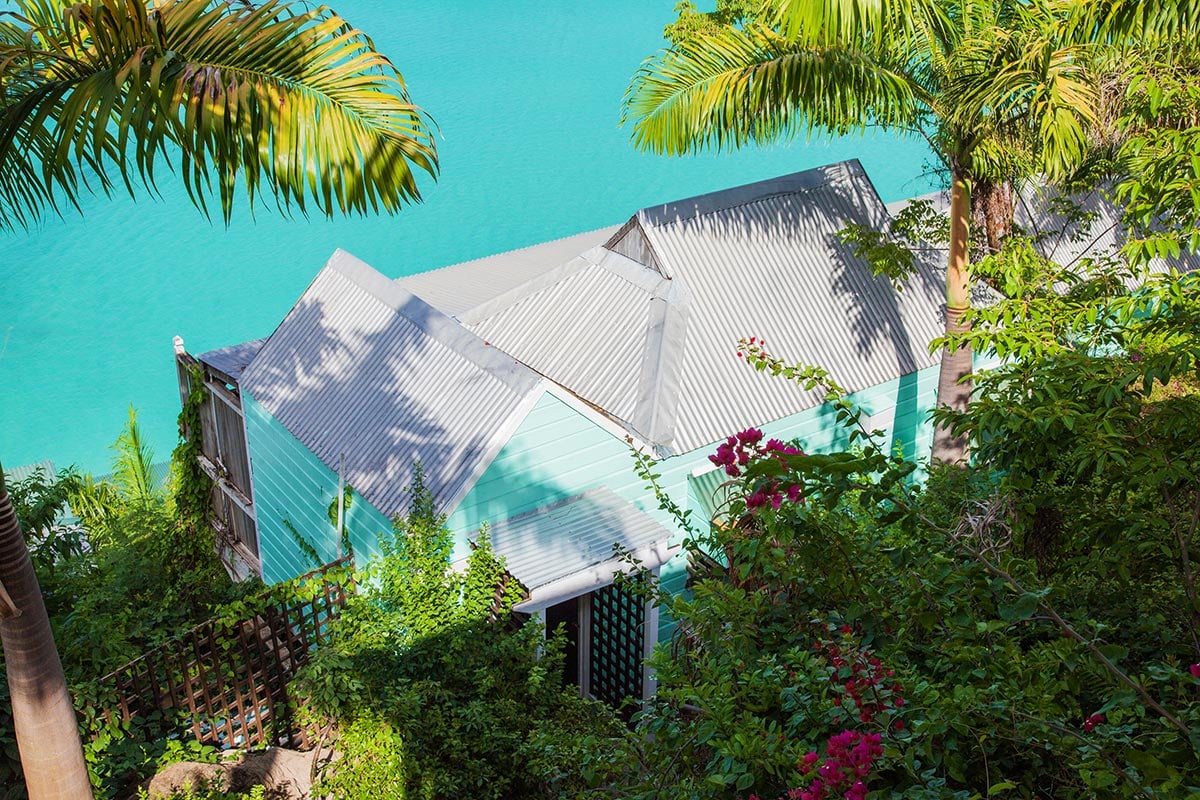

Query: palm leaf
left=769, top=0, right=956, bottom=54
left=0, top=0, right=438, bottom=228
left=111, top=405, right=157, bottom=505
left=624, top=23, right=924, bottom=156
left=1073, top=0, right=1200, bottom=42
left=944, top=23, right=1098, bottom=179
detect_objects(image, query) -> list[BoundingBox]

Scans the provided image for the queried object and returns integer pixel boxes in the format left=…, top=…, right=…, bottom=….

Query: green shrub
left=312, top=713, right=405, bottom=800
left=296, top=466, right=624, bottom=799
left=137, top=782, right=266, bottom=800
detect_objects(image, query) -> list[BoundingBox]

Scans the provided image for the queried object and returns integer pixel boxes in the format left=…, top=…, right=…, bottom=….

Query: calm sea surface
left=0, top=1, right=937, bottom=472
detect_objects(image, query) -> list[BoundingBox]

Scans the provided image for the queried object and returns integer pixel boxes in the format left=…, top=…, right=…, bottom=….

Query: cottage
left=176, top=159, right=952, bottom=705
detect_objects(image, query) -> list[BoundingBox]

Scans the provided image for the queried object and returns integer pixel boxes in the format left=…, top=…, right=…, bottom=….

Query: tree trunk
left=931, top=176, right=972, bottom=465
left=970, top=178, right=1015, bottom=259
left=0, top=465, right=95, bottom=800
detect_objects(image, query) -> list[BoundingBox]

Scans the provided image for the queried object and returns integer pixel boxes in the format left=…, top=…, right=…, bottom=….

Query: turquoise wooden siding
left=243, top=392, right=393, bottom=584
left=451, top=364, right=941, bottom=542
left=449, top=362, right=942, bottom=645
left=246, top=362, right=941, bottom=639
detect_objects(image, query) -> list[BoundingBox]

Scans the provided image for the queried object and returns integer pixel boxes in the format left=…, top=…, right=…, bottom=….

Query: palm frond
left=111, top=405, right=157, bottom=505
left=0, top=0, right=438, bottom=228
left=770, top=0, right=956, bottom=54
left=945, top=24, right=1097, bottom=179
left=1072, top=0, right=1200, bottom=43
left=623, top=24, right=924, bottom=156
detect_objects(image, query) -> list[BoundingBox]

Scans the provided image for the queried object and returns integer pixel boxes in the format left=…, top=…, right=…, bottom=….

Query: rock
left=230, top=747, right=314, bottom=797
left=144, top=760, right=232, bottom=796
left=143, top=747, right=315, bottom=799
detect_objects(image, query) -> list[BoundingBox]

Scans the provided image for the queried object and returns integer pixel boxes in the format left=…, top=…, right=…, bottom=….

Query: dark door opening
left=544, top=596, right=580, bottom=688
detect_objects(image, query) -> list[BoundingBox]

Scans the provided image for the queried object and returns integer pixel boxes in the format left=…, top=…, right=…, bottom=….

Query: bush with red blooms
left=576, top=318, right=1200, bottom=799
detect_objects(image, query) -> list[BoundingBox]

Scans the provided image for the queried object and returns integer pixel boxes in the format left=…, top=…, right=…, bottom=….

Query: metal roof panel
left=241, top=250, right=543, bottom=518
left=198, top=339, right=267, bottom=382
left=396, top=226, right=622, bottom=316
left=465, top=160, right=946, bottom=454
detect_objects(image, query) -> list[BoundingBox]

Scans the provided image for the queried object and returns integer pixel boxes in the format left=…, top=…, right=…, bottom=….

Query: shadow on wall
left=244, top=286, right=526, bottom=564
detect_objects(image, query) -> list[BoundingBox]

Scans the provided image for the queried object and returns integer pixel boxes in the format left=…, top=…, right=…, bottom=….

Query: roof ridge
left=404, top=225, right=623, bottom=279
left=636, top=159, right=867, bottom=229
left=325, top=250, right=540, bottom=395
left=459, top=246, right=670, bottom=328
left=456, top=255, right=591, bottom=326
left=629, top=278, right=689, bottom=450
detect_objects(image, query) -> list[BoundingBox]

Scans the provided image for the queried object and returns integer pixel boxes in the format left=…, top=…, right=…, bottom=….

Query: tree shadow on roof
left=241, top=270, right=536, bottom=523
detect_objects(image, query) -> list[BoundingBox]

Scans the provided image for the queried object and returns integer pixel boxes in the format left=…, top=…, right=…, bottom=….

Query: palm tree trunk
left=970, top=178, right=1015, bottom=258
left=931, top=176, right=972, bottom=465
left=0, top=464, right=94, bottom=800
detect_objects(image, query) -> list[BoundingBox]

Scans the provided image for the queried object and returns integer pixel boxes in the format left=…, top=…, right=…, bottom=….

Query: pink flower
left=737, top=427, right=764, bottom=445
left=1190, top=663, right=1200, bottom=678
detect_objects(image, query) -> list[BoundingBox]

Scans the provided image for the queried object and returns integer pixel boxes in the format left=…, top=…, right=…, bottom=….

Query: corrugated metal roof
left=482, top=488, right=676, bottom=610
left=1015, top=185, right=1200, bottom=280
left=198, top=339, right=266, bottom=381
left=461, top=248, right=676, bottom=432
left=4, top=460, right=55, bottom=485
left=463, top=160, right=947, bottom=455
left=689, top=466, right=739, bottom=527
left=888, top=185, right=1200, bottom=283
left=396, top=226, right=622, bottom=317
left=240, top=250, right=543, bottom=518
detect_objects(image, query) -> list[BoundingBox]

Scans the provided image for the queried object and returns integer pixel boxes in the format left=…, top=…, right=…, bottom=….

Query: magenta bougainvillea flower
left=708, top=428, right=805, bottom=512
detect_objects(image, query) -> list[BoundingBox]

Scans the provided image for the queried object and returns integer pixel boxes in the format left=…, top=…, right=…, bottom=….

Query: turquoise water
left=0, top=1, right=937, bottom=473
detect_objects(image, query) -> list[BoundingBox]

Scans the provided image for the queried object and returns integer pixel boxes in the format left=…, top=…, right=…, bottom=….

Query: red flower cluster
left=813, top=628, right=903, bottom=726
left=1082, top=713, right=1106, bottom=733
left=736, top=335, right=767, bottom=359
left=755, top=628, right=903, bottom=800
left=790, top=730, right=883, bottom=800
left=1190, top=663, right=1200, bottom=678
left=709, top=427, right=804, bottom=512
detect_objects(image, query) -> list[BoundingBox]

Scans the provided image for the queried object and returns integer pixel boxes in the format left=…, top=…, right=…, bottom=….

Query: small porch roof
left=197, top=339, right=267, bottom=383
left=477, top=488, right=677, bottom=612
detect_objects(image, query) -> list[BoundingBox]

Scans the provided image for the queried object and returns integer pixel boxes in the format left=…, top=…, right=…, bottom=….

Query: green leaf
left=998, top=592, right=1040, bottom=622
left=1125, top=750, right=1169, bottom=782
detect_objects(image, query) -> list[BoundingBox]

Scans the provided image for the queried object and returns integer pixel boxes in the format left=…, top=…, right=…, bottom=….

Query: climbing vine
left=165, top=361, right=224, bottom=616
left=327, top=484, right=355, bottom=558
left=281, top=517, right=324, bottom=570
left=172, top=361, right=213, bottom=530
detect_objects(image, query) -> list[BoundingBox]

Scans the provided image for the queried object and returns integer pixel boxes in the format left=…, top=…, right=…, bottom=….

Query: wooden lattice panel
left=99, top=559, right=352, bottom=751
left=588, top=582, right=645, bottom=710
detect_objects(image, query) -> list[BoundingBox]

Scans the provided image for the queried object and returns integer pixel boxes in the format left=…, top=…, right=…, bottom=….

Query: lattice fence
left=588, top=581, right=645, bottom=711
left=97, top=558, right=353, bottom=751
